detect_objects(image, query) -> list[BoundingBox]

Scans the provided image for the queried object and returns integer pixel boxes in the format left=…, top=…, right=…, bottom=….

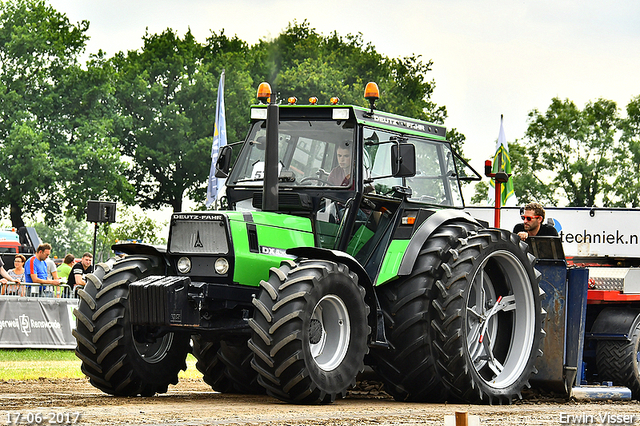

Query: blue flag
left=206, top=70, right=227, bottom=208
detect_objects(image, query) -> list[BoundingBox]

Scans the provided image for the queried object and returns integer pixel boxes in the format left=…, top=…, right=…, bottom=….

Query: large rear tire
left=597, top=322, right=640, bottom=398
left=248, top=259, right=370, bottom=404
left=73, top=257, right=190, bottom=396
left=431, top=228, right=544, bottom=404
left=192, top=336, right=264, bottom=394
left=373, top=223, right=479, bottom=401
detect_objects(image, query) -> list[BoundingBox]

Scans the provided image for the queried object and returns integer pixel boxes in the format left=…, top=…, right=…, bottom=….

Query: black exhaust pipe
left=262, top=100, right=279, bottom=212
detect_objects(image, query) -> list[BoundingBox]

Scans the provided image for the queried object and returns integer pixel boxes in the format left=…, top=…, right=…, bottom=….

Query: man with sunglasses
left=513, top=202, right=558, bottom=242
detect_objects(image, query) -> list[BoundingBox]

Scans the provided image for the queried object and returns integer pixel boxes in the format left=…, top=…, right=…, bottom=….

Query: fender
left=589, top=307, right=640, bottom=342
left=286, top=246, right=372, bottom=289
left=397, top=209, right=481, bottom=276
left=286, top=246, right=388, bottom=347
left=111, top=242, right=169, bottom=270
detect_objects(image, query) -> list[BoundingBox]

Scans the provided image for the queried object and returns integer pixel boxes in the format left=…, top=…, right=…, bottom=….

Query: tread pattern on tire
left=597, top=324, right=640, bottom=398
left=248, top=259, right=370, bottom=404
left=430, top=228, right=544, bottom=404
left=372, top=223, right=478, bottom=402
left=73, top=257, right=189, bottom=396
left=193, top=337, right=265, bottom=394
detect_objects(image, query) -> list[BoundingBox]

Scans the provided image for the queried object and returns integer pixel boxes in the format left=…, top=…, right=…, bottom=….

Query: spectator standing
left=5, top=254, right=25, bottom=296
left=0, top=256, right=21, bottom=294
left=7, top=254, right=25, bottom=282
left=57, top=254, right=74, bottom=280
left=25, top=243, right=61, bottom=296
left=69, top=252, right=94, bottom=291
left=46, top=257, right=59, bottom=281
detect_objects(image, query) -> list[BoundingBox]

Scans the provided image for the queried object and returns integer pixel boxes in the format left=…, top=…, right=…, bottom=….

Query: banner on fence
left=0, top=297, right=78, bottom=349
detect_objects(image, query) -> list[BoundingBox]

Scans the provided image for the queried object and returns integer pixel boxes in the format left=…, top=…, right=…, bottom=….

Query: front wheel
left=431, top=228, right=545, bottom=403
left=73, top=257, right=190, bottom=396
left=248, top=259, right=370, bottom=404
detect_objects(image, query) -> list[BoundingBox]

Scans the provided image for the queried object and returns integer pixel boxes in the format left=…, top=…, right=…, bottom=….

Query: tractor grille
left=169, top=219, right=229, bottom=254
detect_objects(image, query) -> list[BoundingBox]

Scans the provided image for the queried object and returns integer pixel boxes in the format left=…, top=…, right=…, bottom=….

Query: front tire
left=73, top=257, right=190, bottom=396
left=431, top=228, right=545, bottom=403
left=248, top=259, right=370, bottom=404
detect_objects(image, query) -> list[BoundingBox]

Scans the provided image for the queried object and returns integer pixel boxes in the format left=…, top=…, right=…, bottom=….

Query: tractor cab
left=222, top=83, right=468, bottom=277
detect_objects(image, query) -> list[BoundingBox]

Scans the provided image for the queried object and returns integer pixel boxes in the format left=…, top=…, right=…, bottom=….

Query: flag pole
left=486, top=115, right=510, bottom=228
left=206, top=70, right=227, bottom=209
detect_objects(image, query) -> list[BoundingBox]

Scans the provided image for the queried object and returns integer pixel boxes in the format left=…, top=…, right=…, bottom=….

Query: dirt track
left=1, top=378, right=640, bottom=426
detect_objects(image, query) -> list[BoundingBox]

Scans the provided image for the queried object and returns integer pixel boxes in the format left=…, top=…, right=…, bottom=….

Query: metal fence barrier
left=0, top=283, right=77, bottom=299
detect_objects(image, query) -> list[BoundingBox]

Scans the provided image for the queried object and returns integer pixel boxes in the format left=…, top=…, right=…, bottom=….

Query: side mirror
left=391, top=143, right=416, bottom=177
left=215, top=145, right=232, bottom=178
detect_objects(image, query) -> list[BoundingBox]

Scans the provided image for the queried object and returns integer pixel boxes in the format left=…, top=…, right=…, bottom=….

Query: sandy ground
left=1, top=378, right=639, bottom=426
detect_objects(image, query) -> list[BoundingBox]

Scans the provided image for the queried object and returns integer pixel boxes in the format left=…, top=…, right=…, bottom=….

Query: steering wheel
left=300, top=177, right=333, bottom=186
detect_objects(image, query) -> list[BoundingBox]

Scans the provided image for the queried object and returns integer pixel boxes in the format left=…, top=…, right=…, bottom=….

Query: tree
left=0, top=0, right=133, bottom=227
left=611, top=95, right=640, bottom=207
left=93, top=208, right=168, bottom=262
left=114, top=21, right=461, bottom=212
left=111, top=29, right=252, bottom=211
left=471, top=139, right=556, bottom=206
left=32, top=217, right=93, bottom=259
left=31, top=208, right=167, bottom=262
left=524, top=98, right=619, bottom=207
left=250, top=21, right=448, bottom=125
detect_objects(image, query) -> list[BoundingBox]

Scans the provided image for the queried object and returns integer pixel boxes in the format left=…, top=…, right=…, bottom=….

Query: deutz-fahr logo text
left=173, top=214, right=224, bottom=221
left=372, top=115, right=426, bottom=131
left=260, top=246, right=293, bottom=258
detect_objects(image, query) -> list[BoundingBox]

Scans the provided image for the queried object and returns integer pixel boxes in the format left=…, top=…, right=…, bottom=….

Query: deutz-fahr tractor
left=74, top=82, right=545, bottom=404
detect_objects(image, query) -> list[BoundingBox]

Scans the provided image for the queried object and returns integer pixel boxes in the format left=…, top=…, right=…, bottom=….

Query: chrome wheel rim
left=466, top=250, right=536, bottom=389
left=309, top=295, right=350, bottom=371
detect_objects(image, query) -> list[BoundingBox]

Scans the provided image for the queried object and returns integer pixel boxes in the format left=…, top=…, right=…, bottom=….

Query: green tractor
left=74, top=82, right=544, bottom=404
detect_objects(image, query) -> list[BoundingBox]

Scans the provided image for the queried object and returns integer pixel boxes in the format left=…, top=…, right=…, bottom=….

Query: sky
left=47, top=0, right=640, bottom=204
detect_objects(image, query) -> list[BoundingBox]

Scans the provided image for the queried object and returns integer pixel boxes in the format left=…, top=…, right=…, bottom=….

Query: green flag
left=488, top=115, right=517, bottom=206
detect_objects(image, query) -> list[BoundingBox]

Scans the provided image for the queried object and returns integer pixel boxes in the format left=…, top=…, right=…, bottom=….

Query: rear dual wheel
left=431, top=228, right=545, bottom=403
left=597, top=322, right=640, bottom=398
left=374, top=223, right=544, bottom=404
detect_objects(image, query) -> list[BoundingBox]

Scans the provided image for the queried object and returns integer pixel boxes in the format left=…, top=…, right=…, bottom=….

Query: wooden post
left=455, top=411, right=469, bottom=426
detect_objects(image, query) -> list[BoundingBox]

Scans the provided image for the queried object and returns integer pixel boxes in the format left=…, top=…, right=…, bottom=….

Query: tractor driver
left=328, top=142, right=353, bottom=186
left=514, top=202, right=558, bottom=242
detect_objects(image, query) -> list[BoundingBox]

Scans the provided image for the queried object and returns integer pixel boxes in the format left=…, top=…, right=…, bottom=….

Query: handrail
left=0, top=282, right=77, bottom=299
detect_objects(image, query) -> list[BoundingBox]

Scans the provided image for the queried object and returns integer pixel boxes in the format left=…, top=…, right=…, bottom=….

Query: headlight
left=177, top=257, right=191, bottom=274
left=214, top=257, right=229, bottom=275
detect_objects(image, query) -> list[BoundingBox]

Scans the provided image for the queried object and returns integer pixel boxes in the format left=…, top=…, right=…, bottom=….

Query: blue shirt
left=24, top=256, right=48, bottom=283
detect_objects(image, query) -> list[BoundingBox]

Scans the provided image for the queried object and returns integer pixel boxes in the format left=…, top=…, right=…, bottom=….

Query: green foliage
left=30, top=208, right=166, bottom=262
left=111, top=29, right=231, bottom=212
left=32, top=217, right=92, bottom=259
left=524, top=98, right=620, bottom=207
left=0, top=0, right=132, bottom=228
left=611, top=95, right=640, bottom=207
left=105, top=208, right=167, bottom=244
left=506, top=140, right=556, bottom=206
left=109, top=20, right=457, bottom=213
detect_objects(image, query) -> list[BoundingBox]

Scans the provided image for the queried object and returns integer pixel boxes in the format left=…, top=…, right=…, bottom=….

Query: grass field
left=0, top=349, right=200, bottom=381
